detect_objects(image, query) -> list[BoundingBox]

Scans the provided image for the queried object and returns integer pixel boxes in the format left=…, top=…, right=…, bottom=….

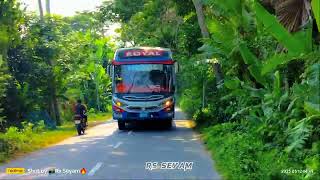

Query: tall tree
left=46, top=0, right=51, bottom=15
left=38, top=0, right=44, bottom=21
left=37, top=0, right=61, bottom=125
left=45, top=0, right=60, bottom=126
left=192, top=0, right=223, bottom=84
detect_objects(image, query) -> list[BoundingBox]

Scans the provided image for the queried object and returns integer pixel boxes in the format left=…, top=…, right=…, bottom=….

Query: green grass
left=88, top=112, right=112, bottom=122
left=0, top=112, right=111, bottom=164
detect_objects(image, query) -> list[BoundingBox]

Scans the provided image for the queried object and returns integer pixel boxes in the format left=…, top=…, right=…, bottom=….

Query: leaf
left=224, top=78, right=241, bottom=90
left=254, top=1, right=307, bottom=54
left=261, top=53, right=296, bottom=75
left=286, top=118, right=312, bottom=152
left=286, top=97, right=299, bottom=113
left=248, top=65, right=266, bottom=86
left=238, top=43, right=266, bottom=86
left=304, top=102, right=320, bottom=115
left=312, top=0, right=320, bottom=32
left=273, top=71, right=281, bottom=98
left=230, top=107, right=250, bottom=120
left=239, top=43, right=259, bottom=65
left=218, top=0, right=242, bottom=15
left=292, top=27, right=313, bottom=53
left=207, top=18, right=237, bottom=55
left=95, top=39, right=104, bottom=59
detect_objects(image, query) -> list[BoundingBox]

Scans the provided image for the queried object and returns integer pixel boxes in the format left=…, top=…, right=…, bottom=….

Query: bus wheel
left=118, top=121, right=126, bottom=130
left=165, top=119, right=172, bottom=129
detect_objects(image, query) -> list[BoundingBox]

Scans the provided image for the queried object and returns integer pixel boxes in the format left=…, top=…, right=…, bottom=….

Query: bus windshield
left=114, top=64, right=174, bottom=94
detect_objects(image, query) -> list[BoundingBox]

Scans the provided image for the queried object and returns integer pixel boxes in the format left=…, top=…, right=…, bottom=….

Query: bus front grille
left=145, top=106, right=158, bottom=111
left=127, top=107, right=142, bottom=111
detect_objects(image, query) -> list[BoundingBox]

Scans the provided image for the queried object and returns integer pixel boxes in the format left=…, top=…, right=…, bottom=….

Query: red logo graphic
left=80, top=168, right=86, bottom=175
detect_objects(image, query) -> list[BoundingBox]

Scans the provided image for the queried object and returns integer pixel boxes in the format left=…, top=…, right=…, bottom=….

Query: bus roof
left=112, top=47, right=173, bottom=65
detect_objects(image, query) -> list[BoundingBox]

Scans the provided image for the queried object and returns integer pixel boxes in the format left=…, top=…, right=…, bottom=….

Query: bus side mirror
left=106, top=64, right=112, bottom=77
left=174, top=62, right=179, bottom=73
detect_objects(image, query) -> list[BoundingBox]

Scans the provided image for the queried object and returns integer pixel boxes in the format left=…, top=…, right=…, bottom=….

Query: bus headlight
left=113, top=100, right=126, bottom=107
left=163, top=99, right=173, bottom=108
left=165, top=100, right=171, bottom=107
left=116, top=101, right=122, bottom=107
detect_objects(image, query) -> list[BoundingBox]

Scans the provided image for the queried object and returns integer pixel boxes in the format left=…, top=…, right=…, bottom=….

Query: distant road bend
left=0, top=108, right=221, bottom=179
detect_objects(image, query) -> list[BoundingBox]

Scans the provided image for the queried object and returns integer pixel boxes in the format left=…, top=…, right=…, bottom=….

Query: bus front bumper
left=113, top=109, right=174, bottom=121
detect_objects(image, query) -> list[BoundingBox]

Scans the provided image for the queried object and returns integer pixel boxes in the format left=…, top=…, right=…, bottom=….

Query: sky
left=20, top=0, right=120, bottom=37
left=20, top=0, right=104, bottom=16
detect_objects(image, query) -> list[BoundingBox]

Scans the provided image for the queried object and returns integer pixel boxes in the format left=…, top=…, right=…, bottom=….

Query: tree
left=192, top=0, right=223, bottom=85
left=38, top=0, right=62, bottom=126
left=0, top=0, right=23, bottom=130
left=98, top=0, right=147, bottom=23
left=0, top=55, right=9, bottom=129
left=38, top=0, right=44, bottom=21
left=46, top=0, right=51, bottom=15
left=36, top=0, right=61, bottom=126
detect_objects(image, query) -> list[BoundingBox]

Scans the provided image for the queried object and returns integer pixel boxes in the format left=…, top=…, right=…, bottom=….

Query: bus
left=107, top=47, right=178, bottom=130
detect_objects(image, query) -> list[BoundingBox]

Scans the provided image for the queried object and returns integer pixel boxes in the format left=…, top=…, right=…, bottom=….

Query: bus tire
left=118, top=121, right=126, bottom=130
left=165, top=119, right=172, bottom=129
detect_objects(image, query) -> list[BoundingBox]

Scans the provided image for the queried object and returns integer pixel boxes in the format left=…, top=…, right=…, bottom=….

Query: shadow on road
left=118, top=109, right=191, bottom=131
left=124, top=121, right=175, bottom=132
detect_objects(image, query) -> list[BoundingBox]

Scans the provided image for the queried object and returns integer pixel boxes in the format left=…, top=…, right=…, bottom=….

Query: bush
left=179, top=96, right=201, bottom=117
left=193, top=107, right=219, bottom=128
left=88, top=108, right=95, bottom=114
left=202, top=122, right=319, bottom=180
left=0, top=120, right=46, bottom=163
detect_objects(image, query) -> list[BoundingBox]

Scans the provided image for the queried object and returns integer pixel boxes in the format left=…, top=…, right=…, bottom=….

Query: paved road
left=0, top=109, right=220, bottom=180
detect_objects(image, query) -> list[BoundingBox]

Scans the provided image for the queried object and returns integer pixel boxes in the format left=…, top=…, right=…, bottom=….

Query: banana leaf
left=238, top=43, right=259, bottom=65
left=207, top=18, right=237, bottom=56
left=261, top=53, right=296, bottom=75
left=254, top=1, right=308, bottom=55
left=239, top=43, right=266, bottom=86
left=224, top=77, right=241, bottom=90
left=312, top=0, right=320, bottom=32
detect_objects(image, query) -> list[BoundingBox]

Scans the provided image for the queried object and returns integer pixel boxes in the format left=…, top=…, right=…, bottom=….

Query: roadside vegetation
left=96, top=0, right=320, bottom=179
left=0, top=113, right=111, bottom=164
left=0, top=0, right=319, bottom=179
left=0, top=1, right=114, bottom=162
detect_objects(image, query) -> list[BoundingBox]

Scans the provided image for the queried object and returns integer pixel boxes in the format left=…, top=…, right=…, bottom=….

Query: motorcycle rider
left=74, top=99, right=88, bottom=129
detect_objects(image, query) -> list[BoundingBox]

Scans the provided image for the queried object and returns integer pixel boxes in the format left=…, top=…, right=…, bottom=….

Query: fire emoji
left=80, top=168, right=86, bottom=175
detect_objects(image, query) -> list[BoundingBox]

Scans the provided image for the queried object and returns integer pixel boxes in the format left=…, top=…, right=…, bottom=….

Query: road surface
left=0, top=109, right=220, bottom=179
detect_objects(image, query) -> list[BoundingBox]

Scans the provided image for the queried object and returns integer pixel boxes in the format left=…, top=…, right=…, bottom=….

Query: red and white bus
left=107, top=47, right=178, bottom=130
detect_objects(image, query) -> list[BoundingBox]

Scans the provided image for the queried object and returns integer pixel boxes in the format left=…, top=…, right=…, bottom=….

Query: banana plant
left=255, top=1, right=312, bottom=55
left=238, top=43, right=267, bottom=86
left=312, top=0, right=320, bottom=31
left=254, top=1, right=313, bottom=75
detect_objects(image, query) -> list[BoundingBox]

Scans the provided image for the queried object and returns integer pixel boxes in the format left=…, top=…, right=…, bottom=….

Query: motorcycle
left=74, top=114, right=87, bottom=135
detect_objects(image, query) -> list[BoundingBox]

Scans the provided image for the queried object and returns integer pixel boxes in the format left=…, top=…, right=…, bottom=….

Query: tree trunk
left=192, top=0, right=210, bottom=38
left=45, top=0, right=51, bottom=15
left=39, top=0, right=60, bottom=126
left=52, top=85, right=61, bottom=125
left=192, top=0, right=224, bottom=85
left=38, top=0, right=44, bottom=21
left=47, top=59, right=61, bottom=125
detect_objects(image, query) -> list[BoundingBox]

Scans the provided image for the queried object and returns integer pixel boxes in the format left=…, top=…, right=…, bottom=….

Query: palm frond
left=274, top=0, right=311, bottom=32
